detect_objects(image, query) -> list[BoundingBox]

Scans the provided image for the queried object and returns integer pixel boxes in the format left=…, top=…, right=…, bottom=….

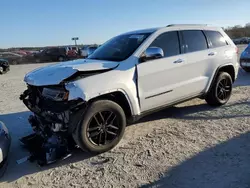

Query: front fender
left=65, top=67, right=140, bottom=116
left=66, top=82, right=139, bottom=116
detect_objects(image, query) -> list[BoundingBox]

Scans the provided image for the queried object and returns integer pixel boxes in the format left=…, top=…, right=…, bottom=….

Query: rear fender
left=205, top=63, right=236, bottom=94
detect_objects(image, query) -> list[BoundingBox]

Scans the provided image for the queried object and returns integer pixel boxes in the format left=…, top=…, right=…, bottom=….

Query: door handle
left=208, top=52, right=216, bottom=56
left=173, top=59, right=184, bottom=64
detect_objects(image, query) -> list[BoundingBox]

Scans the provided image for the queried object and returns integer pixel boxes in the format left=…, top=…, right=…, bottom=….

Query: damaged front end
left=19, top=84, right=87, bottom=166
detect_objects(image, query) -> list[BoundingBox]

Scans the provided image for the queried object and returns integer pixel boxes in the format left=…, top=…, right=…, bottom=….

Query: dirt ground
left=0, top=45, right=250, bottom=188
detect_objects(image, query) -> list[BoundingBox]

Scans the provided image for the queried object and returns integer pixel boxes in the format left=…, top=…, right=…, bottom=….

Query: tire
left=35, top=59, right=41, bottom=63
left=58, top=56, right=64, bottom=62
left=73, top=100, right=126, bottom=153
left=205, top=72, right=232, bottom=106
left=0, top=67, right=3, bottom=74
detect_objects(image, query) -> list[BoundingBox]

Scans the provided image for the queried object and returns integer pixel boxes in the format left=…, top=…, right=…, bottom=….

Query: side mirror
left=140, top=47, right=164, bottom=62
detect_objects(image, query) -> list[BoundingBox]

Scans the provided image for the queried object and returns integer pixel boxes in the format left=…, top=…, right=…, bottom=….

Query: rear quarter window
left=204, top=30, right=228, bottom=48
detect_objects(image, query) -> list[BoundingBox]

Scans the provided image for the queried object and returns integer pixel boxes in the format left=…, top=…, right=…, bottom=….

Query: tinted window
left=48, top=48, right=61, bottom=54
left=182, top=30, right=208, bottom=53
left=45, top=49, right=54, bottom=54
left=88, top=33, right=151, bottom=62
left=204, top=30, right=227, bottom=48
left=150, top=31, right=180, bottom=57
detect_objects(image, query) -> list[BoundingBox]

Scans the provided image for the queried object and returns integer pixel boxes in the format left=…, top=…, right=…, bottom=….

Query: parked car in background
left=233, top=38, right=241, bottom=45
left=233, top=37, right=250, bottom=45
left=80, top=46, right=89, bottom=58
left=0, top=121, right=11, bottom=177
left=87, top=46, right=98, bottom=56
left=33, top=47, right=68, bottom=63
left=66, top=46, right=80, bottom=58
left=20, top=24, right=238, bottom=161
left=0, top=59, right=10, bottom=74
left=80, top=46, right=98, bottom=58
left=240, top=44, right=250, bottom=72
left=242, top=37, right=250, bottom=44
left=0, top=52, right=23, bottom=64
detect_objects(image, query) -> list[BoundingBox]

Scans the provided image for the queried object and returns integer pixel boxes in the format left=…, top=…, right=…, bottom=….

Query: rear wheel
left=73, top=100, right=126, bottom=153
left=205, top=72, right=232, bottom=106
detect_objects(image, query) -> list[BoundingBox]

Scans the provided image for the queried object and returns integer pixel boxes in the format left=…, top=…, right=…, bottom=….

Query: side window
left=182, top=30, right=208, bottom=53
left=204, top=30, right=227, bottom=48
left=49, top=48, right=58, bottom=54
left=150, top=31, right=180, bottom=57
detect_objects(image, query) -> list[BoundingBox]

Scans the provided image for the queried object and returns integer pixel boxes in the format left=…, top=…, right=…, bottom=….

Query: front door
left=137, top=31, right=189, bottom=112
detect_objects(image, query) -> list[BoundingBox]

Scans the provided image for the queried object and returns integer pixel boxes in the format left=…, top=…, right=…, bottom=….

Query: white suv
left=20, top=24, right=239, bottom=156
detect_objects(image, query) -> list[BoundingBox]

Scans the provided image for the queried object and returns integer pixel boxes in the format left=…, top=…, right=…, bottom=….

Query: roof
left=166, top=24, right=208, bottom=27
left=122, top=27, right=161, bottom=35
left=121, top=24, right=220, bottom=36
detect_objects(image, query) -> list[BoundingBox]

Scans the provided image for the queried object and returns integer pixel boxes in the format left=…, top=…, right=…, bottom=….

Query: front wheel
left=58, top=56, right=64, bottom=62
left=73, top=100, right=126, bottom=153
left=205, top=72, right=232, bottom=106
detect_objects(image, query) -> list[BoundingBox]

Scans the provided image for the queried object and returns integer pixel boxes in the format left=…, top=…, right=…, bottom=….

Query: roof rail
left=166, top=24, right=208, bottom=27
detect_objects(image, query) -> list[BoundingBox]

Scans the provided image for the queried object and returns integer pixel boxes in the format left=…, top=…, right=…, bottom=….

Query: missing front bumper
left=19, top=133, right=74, bottom=166
left=19, top=87, right=88, bottom=166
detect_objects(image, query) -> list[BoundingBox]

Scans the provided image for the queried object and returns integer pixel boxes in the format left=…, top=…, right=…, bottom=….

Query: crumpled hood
left=24, top=59, right=119, bottom=86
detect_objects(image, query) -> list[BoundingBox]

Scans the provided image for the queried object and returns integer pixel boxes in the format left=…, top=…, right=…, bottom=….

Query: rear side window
left=181, top=30, right=208, bottom=53
left=150, top=31, right=180, bottom=57
left=47, top=48, right=58, bottom=53
left=204, top=30, right=227, bottom=48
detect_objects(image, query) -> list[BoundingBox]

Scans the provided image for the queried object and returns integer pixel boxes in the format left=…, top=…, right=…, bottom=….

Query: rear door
left=179, top=30, right=211, bottom=94
left=203, top=30, right=232, bottom=83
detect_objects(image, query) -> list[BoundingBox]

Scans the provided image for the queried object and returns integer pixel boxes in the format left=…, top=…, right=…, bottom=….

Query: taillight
left=236, top=47, right=239, bottom=54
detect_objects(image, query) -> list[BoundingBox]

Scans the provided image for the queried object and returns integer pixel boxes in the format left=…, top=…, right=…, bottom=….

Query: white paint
left=0, top=148, right=2, bottom=163
left=23, top=25, right=238, bottom=116
left=24, top=59, right=119, bottom=86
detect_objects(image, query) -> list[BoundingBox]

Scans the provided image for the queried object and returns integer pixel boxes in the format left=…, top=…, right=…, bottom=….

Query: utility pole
left=71, top=37, right=79, bottom=46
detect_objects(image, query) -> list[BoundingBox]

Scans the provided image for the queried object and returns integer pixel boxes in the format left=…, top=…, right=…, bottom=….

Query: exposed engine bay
left=19, top=84, right=87, bottom=165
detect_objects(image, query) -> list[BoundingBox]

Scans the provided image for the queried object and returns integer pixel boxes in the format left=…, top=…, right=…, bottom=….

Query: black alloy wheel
left=205, top=72, right=233, bottom=106
left=73, top=100, right=126, bottom=153
left=87, top=111, right=120, bottom=146
left=216, top=77, right=232, bottom=102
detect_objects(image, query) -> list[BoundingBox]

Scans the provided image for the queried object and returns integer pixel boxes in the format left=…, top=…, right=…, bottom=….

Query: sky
left=1, top=0, right=250, bottom=48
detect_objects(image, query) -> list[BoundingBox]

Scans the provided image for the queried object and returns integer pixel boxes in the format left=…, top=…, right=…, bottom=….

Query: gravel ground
left=0, top=45, right=250, bottom=188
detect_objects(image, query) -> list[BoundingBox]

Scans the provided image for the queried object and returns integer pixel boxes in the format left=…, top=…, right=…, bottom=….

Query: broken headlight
left=42, top=88, right=69, bottom=101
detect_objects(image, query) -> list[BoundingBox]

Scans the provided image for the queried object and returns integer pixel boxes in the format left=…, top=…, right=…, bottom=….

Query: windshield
left=88, top=32, right=152, bottom=62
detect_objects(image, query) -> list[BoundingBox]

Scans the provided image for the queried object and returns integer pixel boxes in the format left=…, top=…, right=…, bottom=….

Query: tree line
left=224, top=23, right=250, bottom=39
